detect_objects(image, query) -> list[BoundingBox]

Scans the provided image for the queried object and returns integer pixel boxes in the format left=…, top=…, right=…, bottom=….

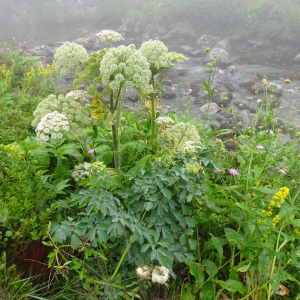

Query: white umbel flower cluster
left=66, top=90, right=89, bottom=102
left=96, top=30, right=124, bottom=42
left=71, top=162, right=91, bottom=182
left=155, top=116, right=174, bottom=124
left=139, top=40, right=174, bottom=75
left=36, top=111, right=69, bottom=145
left=182, top=141, right=201, bottom=153
left=54, top=42, right=89, bottom=76
left=32, top=94, right=90, bottom=140
left=100, top=44, right=151, bottom=95
left=151, top=266, right=170, bottom=284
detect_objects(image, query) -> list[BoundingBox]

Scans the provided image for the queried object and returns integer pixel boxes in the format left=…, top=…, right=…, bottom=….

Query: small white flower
left=51, top=133, right=57, bottom=139
left=96, top=30, right=124, bottom=42
left=63, top=126, right=70, bottom=131
left=152, top=266, right=169, bottom=284
left=49, top=125, right=54, bottom=129
left=54, top=126, right=60, bottom=131
left=57, top=133, right=63, bottom=139
left=44, top=135, right=49, bottom=141
left=44, top=128, right=49, bottom=133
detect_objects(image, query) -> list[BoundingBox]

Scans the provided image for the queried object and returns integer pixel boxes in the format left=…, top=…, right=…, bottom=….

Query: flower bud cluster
left=71, top=162, right=91, bottom=182
left=139, top=40, right=174, bottom=75
left=54, top=42, right=89, bottom=76
left=35, top=111, right=69, bottom=145
left=96, top=30, right=124, bottom=42
left=161, top=122, right=201, bottom=148
left=32, top=94, right=90, bottom=140
left=100, top=44, right=151, bottom=95
left=89, top=161, right=106, bottom=177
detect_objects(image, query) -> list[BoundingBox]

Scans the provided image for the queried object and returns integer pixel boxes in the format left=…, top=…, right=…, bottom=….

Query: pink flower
left=88, top=149, right=95, bottom=154
left=167, top=106, right=171, bottom=108
left=257, top=99, right=262, bottom=104
left=270, top=130, right=274, bottom=136
left=214, top=169, right=222, bottom=174
left=279, top=169, right=286, bottom=175
left=18, top=43, right=21, bottom=46
left=6, top=48, right=9, bottom=50
left=188, top=89, right=192, bottom=93
left=288, top=89, right=294, bottom=94
left=256, top=145, right=265, bottom=150
left=289, top=128, right=293, bottom=130
left=13, top=37, right=15, bottom=39
left=171, top=87, right=176, bottom=90
left=229, top=169, right=239, bottom=176
left=279, top=107, right=283, bottom=109
left=24, top=42, right=26, bottom=44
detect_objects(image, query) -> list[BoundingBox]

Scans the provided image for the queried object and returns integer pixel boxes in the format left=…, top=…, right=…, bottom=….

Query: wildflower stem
left=267, top=227, right=282, bottom=300
left=110, top=237, right=133, bottom=282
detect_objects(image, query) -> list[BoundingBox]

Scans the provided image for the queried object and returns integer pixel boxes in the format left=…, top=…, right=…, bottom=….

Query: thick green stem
left=149, top=75, right=156, bottom=146
left=110, top=237, right=133, bottom=282
left=110, top=92, right=120, bottom=170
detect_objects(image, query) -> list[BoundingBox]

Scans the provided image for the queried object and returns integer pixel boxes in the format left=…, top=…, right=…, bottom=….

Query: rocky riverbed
left=4, top=23, right=300, bottom=132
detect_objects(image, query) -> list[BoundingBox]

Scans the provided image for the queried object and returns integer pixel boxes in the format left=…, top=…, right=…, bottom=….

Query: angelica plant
left=54, top=42, right=89, bottom=77
left=99, top=44, right=151, bottom=169
left=32, top=94, right=90, bottom=143
left=139, top=40, right=188, bottom=145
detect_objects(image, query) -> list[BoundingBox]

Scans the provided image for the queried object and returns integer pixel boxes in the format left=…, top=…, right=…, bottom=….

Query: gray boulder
left=214, top=39, right=232, bottom=52
left=204, top=48, right=233, bottom=68
left=200, top=103, right=220, bottom=115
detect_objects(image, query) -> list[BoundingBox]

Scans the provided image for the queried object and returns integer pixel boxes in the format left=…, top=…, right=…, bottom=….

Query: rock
left=30, top=48, right=52, bottom=57
left=48, top=42, right=55, bottom=47
left=162, top=87, right=177, bottom=99
left=86, top=35, right=97, bottom=43
left=247, top=38, right=265, bottom=47
left=190, top=49, right=207, bottom=57
left=161, top=30, right=176, bottom=41
left=83, top=43, right=93, bottom=50
left=196, top=35, right=220, bottom=49
left=236, top=110, right=251, bottom=126
left=92, top=41, right=106, bottom=51
left=118, top=24, right=128, bottom=33
left=250, top=83, right=283, bottom=96
left=124, top=89, right=140, bottom=103
left=76, top=37, right=86, bottom=44
left=122, top=99, right=144, bottom=111
left=181, top=45, right=194, bottom=53
left=204, top=48, right=233, bottom=68
left=214, top=39, right=232, bottom=52
left=239, top=76, right=258, bottom=88
left=225, top=65, right=237, bottom=76
left=200, top=103, right=220, bottom=115
left=233, top=100, right=256, bottom=113
left=294, top=53, right=300, bottom=62
left=224, top=82, right=235, bottom=92
left=204, top=91, right=232, bottom=107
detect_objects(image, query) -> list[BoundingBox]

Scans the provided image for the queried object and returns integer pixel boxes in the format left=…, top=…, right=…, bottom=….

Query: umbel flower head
left=71, top=162, right=91, bottom=182
left=36, top=111, right=69, bottom=145
left=32, top=94, right=90, bottom=140
left=54, top=42, right=89, bottom=76
left=96, top=30, right=124, bottom=42
left=139, top=40, right=174, bottom=75
left=100, top=44, right=151, bottom=95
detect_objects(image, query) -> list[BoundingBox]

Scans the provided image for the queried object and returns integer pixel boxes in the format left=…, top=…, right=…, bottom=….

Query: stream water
left=1, top=23, right=300, bottom=128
